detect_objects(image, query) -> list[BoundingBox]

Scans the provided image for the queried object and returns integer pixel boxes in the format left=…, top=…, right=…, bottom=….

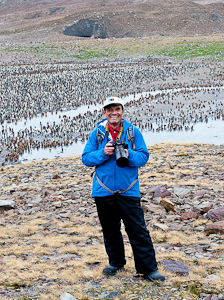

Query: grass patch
left=1, top=35, right=223, bottom=62
left=2, top=44, right=117, bottom=60
left=71, top=48, right=117, bottom=60
left=154, top=41, right=224, bottom=61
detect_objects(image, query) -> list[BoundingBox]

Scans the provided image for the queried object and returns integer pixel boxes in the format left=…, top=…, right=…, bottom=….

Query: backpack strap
left=97, top=125, right=135, bottom=150
left=96, top=128, right=105, bottom=149
left=95, top=174, right=138, bottom=195
left=127, top=125, right=135, bottom=151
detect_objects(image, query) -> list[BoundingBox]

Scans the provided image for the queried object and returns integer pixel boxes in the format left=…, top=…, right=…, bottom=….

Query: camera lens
left=115, top=146, right=128, bottom=168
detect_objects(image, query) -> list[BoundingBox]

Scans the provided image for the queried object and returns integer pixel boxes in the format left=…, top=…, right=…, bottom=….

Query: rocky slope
left=0, top=0, right=224, bottom=44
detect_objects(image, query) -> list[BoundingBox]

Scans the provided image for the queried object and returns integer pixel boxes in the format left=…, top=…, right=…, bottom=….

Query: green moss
left=2, top=40, right=223, bottom=62
left=1, top=45, right=117, bottom=60
left=206, top=229, right=216, bottom=236
left=71, top=48, right=117, bottom=60
left=157, top=236, right=167, bottom=243
left=189, top=284, right=199, bottom=296
left=154, top=41, right=224, bottom=61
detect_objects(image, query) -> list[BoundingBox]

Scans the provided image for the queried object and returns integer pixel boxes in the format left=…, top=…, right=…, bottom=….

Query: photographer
left=82, top=97, right=165, bottom=281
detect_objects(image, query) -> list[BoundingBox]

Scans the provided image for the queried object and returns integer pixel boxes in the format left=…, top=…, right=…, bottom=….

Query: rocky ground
left=0, top=142, right=224, bottom=299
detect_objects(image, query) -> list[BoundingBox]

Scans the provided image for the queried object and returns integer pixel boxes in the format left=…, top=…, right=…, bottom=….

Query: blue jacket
left=82, top=118, right=149, bottom=197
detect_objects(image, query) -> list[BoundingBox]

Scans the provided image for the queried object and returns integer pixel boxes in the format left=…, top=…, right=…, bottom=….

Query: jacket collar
left=97, top=118, right=131, bottom=132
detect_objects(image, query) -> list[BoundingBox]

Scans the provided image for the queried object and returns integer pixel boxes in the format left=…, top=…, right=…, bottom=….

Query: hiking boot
left=144, top=270, right=165, bottom=282
left=103, top=265, right=124, bottom=276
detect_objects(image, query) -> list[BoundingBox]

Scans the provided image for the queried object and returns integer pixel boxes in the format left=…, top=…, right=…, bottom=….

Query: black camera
left=111, top=139, right=128, bottom=168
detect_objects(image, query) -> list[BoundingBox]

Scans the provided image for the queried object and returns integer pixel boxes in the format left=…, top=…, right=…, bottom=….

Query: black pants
left=95, top=195, right=158, bottom=275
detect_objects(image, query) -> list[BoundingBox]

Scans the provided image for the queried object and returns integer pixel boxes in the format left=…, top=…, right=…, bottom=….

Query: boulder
left=160, top=198, right=175, bottom=212
left=154, top=186, right=171, bottom=198
left=174, top=187, right=191, bottom=197
left=203, top=295, right=212, bottom=300
left=153, top=223, right=169, bottom=231
left=194, top=191, right=204, bottom=201
left=167, top=225, right=184, bottom=231
left=60, top=293, right=77, bottom=300
left=195, top=202, right=213, bottom=214
left=206, top=207, right=224, bottom=221
left=158, top=260, right=190, bottom=275
left=0, top=200, right=15, bottom=210
left=52, top=174, right=61, bottom=179
left=147, top=185, right=163, bottom=193
left=145, top=203, right=166, bottom=215
left=204, top=221, right=224, bottom=234
left=180, top=211, right=197, bottom=221
left=147, top=185, right=171, bottom=198
left=64, top=19, right=106, bottom=39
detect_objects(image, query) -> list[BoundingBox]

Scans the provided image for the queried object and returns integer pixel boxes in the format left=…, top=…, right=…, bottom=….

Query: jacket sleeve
left=127, top=127, right=149, bottom=167
left=82, top=129, right=110, bottom=167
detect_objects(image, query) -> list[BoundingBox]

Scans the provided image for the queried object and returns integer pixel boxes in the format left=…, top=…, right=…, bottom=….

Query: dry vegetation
left=0, top=142, right=223, bottom=299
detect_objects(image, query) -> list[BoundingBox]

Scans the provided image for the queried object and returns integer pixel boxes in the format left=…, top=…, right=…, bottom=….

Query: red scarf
left=108, top=124, right=121, bottom=141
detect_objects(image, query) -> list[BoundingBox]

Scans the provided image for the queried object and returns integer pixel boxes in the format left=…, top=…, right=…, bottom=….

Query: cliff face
left=64, top=19, right=107, bottom=39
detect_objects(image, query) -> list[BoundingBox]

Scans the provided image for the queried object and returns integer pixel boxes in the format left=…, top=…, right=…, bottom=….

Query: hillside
left=0, top=0, right=224, bottom=44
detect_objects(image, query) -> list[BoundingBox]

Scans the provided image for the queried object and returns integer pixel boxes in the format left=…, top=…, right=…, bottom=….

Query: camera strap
left=95, top=174, right=138, bottom=195
left=105, top=122, right=124, bottom=142
left=96, top=122, right=135, bottom=150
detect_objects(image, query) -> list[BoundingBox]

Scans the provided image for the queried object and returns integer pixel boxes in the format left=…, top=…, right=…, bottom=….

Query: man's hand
left=124, top=149, right=129, bottom=158
left=104, top=141, right=115, bottom=156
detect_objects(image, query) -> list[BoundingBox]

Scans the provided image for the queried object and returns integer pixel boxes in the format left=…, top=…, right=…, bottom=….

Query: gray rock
left=206, top=207, right=224, bottom=221
left=174, top=187, right=191, bottom=197
left=0, top=200, right=15, bottom=210
left=180, top=211, right=197, bottom=221
left=33, top=197, right=43, bottom=203
left=147, top=185, right=171, bottom=198
left=60, top=292, right=77, bottom=300
left=158, top=260, right=190, bottom=275
left=154, top=186, right=171, bottom=198
left=21, top=178, right=29, bottom=183
left=153, top=223, right=169, bottom=231
left=203, top=295, right=212, bottom=300
left=64, top=19, right=106, bottom=39
left=196, top=202, right=213, bottom=214
left=211, top=296, right=219, bottom=300
left=147, top=185, right=163, bottom=193
left=206, top=274, right=221, bottom=280
left=209, top=13, right=221, bottom=22
left=204, top=221, right=224, bottom=234
left=101, top=291, right=119, bottom=299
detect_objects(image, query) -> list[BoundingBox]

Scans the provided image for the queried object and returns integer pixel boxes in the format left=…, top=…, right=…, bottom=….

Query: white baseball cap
left=103, top=97, right=124, bottom=109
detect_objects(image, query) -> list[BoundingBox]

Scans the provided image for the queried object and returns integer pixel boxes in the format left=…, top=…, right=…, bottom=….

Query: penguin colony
left=0, top=59, right=223, bottom=165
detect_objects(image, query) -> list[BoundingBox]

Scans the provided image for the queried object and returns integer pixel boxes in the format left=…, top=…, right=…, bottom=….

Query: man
left=82, top=97, right=165, bottom=281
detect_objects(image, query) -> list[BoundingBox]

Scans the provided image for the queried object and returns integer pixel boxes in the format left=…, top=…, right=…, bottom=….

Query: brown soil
left=0, top=0, right=224, bottom=45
